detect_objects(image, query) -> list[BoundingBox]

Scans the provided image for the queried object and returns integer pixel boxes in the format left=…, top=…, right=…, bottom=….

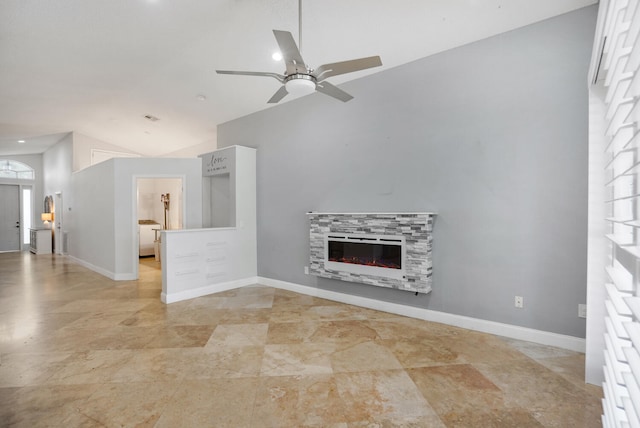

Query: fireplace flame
left=329, top=256, right=401, bottom=270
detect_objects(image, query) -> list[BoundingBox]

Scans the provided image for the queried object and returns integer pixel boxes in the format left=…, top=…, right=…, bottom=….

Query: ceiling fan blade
left=314, top=56, right=382, bottom=82
left=267, top=86, right=289, bottom=103
left=315, top=81, right=353, bottom=102
left=272, top=30, right=307, bottom=74
left=216, top=70, right=284, bottom=83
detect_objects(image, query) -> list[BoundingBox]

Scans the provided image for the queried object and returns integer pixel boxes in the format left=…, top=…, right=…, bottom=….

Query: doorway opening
left=135, top=177, right=184, bottom=274
left=54, top=192, right=63, bottom=254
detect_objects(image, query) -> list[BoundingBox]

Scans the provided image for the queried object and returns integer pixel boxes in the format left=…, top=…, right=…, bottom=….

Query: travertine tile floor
left=0, top=252, right=602, bottom=427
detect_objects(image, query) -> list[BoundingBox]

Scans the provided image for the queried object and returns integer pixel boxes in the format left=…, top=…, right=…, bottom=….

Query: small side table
left=30, top=228, right=52, bottom=255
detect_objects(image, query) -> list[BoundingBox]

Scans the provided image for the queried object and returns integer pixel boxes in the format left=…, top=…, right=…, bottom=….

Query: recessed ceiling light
left=272, top=52, right=283, bottom=61
left=17, top=140, right=25, bottom=144
left=196, top=94, right=207, bottom=101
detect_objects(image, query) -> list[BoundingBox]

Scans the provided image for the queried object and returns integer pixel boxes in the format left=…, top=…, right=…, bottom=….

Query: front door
left=0, top=184, right=20, bottom=251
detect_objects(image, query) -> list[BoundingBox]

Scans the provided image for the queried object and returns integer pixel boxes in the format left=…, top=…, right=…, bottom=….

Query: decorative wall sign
left=202, top=146, right=235, bottom=176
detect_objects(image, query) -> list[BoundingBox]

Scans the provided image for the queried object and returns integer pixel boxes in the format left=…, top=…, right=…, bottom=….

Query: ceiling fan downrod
left=298, top=0, right=303, bottom=56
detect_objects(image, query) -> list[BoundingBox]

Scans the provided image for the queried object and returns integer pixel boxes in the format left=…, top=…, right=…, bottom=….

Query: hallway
left=0, top=252, right=602, bottom=427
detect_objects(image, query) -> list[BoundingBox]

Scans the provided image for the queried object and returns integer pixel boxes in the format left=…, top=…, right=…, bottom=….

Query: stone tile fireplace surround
left=308, top=212, right=435, bottom=294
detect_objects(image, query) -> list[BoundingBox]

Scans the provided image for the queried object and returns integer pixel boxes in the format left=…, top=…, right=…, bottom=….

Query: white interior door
left=0, top=184, right=21, bottom=252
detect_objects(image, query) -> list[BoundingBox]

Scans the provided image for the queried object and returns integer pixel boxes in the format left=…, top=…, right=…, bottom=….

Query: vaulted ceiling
left=0, top=0, right=597, bottom=157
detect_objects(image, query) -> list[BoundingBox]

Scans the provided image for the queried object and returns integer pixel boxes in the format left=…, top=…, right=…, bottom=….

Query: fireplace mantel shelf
left=306, top=212, right=437, bottom=216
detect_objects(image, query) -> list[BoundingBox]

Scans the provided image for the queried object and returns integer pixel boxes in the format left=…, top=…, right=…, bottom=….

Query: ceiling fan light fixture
left=284, top=74, right=316, bottom=96
left=216, top=0, right=381, bottom=104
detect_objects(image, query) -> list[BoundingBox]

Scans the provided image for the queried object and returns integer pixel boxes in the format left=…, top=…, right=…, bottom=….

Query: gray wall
left=70, top=159, right=116, bottom=273
left=218, top=6, right=597, bottom=338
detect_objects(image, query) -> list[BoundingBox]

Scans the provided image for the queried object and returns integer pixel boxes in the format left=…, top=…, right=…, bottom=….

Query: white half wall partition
left=162, top=146, right=257, bottom=303
left=68, top=157, right=202, bottom=280
left=161, top=227, right=257, bottom=303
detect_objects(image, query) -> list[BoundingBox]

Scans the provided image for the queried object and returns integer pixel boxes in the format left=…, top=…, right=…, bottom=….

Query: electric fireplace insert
left=324, top=233, right=406, bottom=280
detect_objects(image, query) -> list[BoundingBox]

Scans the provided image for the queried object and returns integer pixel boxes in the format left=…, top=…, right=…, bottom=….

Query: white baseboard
left=258, top=276, right=586, bottom=353
left=162, top=276, right=259, bottom=304
left=65, top=255, right=136, bottom=281
left=54, top=258, right=586, bottom=353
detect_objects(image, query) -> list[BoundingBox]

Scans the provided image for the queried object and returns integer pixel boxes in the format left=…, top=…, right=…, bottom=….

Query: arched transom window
left=0, top=159, right=35, bottom=180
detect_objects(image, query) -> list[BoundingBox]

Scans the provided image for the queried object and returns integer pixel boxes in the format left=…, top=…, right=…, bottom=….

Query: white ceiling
left=0, top=0, right=597, bottom=157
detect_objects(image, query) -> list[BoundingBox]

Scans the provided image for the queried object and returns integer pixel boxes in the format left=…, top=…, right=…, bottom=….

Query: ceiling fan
left=216, top=0, right=382, bottom=103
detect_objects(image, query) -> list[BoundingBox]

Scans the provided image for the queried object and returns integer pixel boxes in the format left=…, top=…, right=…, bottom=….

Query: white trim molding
left=66, top=255, right=136, bottom=281
left=258, top=276, right=586, bottom=353
left=162, top=276, right=259, bottom=304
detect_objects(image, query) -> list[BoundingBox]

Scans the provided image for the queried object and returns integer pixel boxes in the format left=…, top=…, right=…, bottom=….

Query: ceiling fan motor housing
left=284, top=73, right=317, bottom=95
left=216, top=26, right=381, bottom=103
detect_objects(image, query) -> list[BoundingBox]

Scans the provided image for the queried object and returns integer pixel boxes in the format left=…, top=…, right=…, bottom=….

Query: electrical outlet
left=304, top=266, right=309, bottom=275
left=515, top=296, right=524, bottom=308
left=579, top=304, right=587, bottom=318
